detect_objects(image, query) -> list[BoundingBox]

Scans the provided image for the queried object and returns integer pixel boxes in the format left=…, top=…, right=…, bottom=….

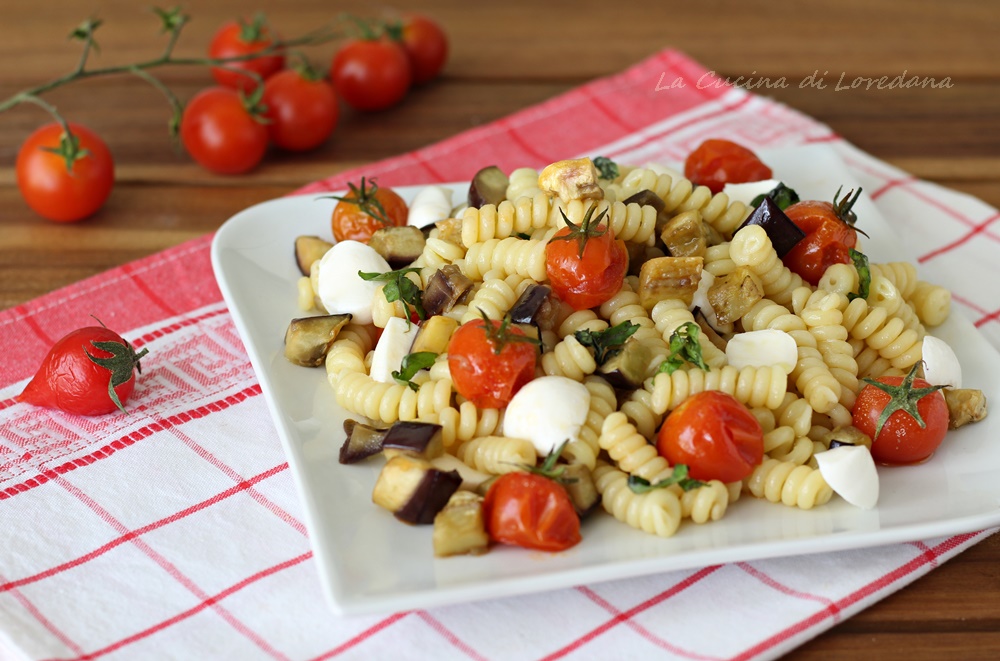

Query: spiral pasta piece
left=506, top=167, right=542, bottom=201
left=411, top=236, right=466, bottom=271
left=650, top=299, right=727, bottom=368
left=599, top=412, right=674, bottom=482
left=593, top=461, right=682, bottom=538
left=689, top=191, right=751, bottom=238
left=840, top=296, right=922, bottom=370
left=556, top=307, right=609, bottom=339
left=553, top=199, right=657, bottom=244
left=744, top=458, right=832, bottom=510
left=455, top=435, right=536, bottom=475
left=645, top=364, right=787, bottom=414
left=436, top=401, right=503, bottom=449
left=459, top=272, right=529, bottom=324
left=540, top=334, right=598, bottom=381
left=336, top=373, right=453, bottom=424
left=818, top=263, right=859, bottom=296
left=730, top=224, right=808, bottom=307
left=620, top=387, right=663, bottom=440
left=871, top=261, right=918, bottom=299
left=909, top=280, right=951, bottom=327
left=680, top=480, right=729, bottom=524
left=459, top=230, right=554, bottom=282
left=703, top=243, right=737, bottom=278
left=461, top=193, right=553, bottom=247
left=767, top=435, right=815, bottom=466
left=324, top=323, right=378, bottom=383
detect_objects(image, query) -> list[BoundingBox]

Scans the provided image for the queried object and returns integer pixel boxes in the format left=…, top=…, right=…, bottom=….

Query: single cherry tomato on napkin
left=657, top=391, right=764, bottom=482
left=395, top=15, right=448, bottom=85
left=16, top=122, right=114, bottom=223
left=18, top=324, right=148, bottom=416
left=853, top=364, right=948, bottom=465
left=447, top=316, right=537, bottom=409
left=483, top=472, right=581, bottom=552
left=545, top=205, right=628, bottom=310
left=181, top=87, right=268, bottom=175
left=329, top=177, right=408, bottom=242
left=331, top=36, right=411, bottom=111
left=262, top=65, right=339, bottom=152
left=782, top=187, right=863, bottom=286
left=684, top=139, right=772, bottom=195
left=208, top=14, right=284, bottom=92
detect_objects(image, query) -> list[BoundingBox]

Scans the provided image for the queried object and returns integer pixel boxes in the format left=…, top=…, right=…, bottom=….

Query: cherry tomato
left=483, top=472, right=581, bottom=552
left=262, top=68, right=339, bottom=152
left=18, top=325, right=148, bottom=416
left=397, top=15, right=448, bottom=85
left=853, top=372, right=949, bottom=465
left=684, top=139, right=772, bottom=195
left=783, top=188, right=862, bottom=286
left=16, top=123, right=114, bottom=223
left=330, top=178, right=409, bottom=243
left=208, top=16, right=284, bottom=92
left=656, top=391, right=764, bottom=482
left=331, top=37, right=411, bottom=111
left=447, top=318, right=537, bottom=409
left=545, top=209, right=628, bottom=310
left=181, top=87, right=268, bottom=175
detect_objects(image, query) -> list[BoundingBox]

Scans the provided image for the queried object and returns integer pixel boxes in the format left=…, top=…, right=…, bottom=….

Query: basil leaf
left=847, top=248, right=871, bottom=301
left=750, top=182, right=800, bottom=211
left=656, top=322, right=709, bottom=374
left=359, top=268, right=427, bottom=324
left=592, top=156, right=619, bottom=181
left=627, top=465, right=704, bottom=494
left=392, top=351, right=438, bottom=391
left=574, top=320, right=640, bottom=365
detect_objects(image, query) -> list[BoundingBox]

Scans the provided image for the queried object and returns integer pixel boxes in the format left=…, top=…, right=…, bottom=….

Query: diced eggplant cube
left=368, top=226, right=427, bottom=269
left=294, top=235, right=334, bottom=276
left=411, top=315, right=459, bottom=355
left=433, top=490, right=490, bottom=557
left=422, top=265, right=474, bottom=317
left=283, top=313, right=352, bottom=367
left=561, top=463, right=601, bottom=518
left=623, top=189, right=666, bottom=213
left=736, top=197, right=805, bottom=257
left=599, top=337, right=652, bottom=390
left=468, top=165, right=510, bottom=208
left=509, top=284, right=553, bottom=326
left=339, top=419, right=389, bottom=464
left=372, top=456, right=462, bottom=525
left=381, top=421, right=445, bottom=460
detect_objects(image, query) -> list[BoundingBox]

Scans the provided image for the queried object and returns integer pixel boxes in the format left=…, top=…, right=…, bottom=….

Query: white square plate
left=211, top=146, right=1000, bottom=616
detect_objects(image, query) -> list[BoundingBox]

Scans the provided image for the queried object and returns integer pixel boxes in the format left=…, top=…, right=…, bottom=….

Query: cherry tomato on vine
left=262, top=67, right=339, bottom=152
left=208, top=15, right=284, bottom=92
left=447, top=317, right=538, bottom=409
left=396, top=14, right=448, bottom=85
left=656, top=391, right=764, bottom=482
left=329, top=178, right=408, bottom=243
left=852, top=367, right=949, bottom=465
left=483, top=472, right=581, bottom=552
left=684, top=139, right=772, bottom=195
left=782, top=188, right=863, bottom=286
left=18, top=324, right=148, bottom=416
left=16, top=123, right=114, bottom=223
left=545, top=206, right=628, bottom=310
left=181, top=87, right=268, bottom=175
left=331, top=37, right=411, bottom=111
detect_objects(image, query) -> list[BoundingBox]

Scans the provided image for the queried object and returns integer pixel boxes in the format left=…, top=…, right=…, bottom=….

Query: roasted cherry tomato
left=208, top=15, right=284, bottom=92
left=545, top=207, right=628, bottom=310
left=331, top=37, right=411, bottom=111
left=852, top=366, right=949, bottom=465
left=657, top=391, right=764, bottom=482
left=782, top=188, right=862, bottom=286
left=396, top=14, right=448, bottom=85
left=329, top=178, right=409, bottom=243
left=483, top=472, right=581, bottom=552
left=447, top=317, right=537, bottom=409
left=262, top=66, right=339, bottom=152
left=18, top=324, right=148, bottom=416
left=684, top=139, right=772, bottom=195
left=16, top=123, right=114, bottom=223
left=180, top=87, right=268, bottom=175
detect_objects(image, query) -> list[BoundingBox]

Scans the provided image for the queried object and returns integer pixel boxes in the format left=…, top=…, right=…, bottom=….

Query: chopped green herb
left=358, top=267, right=426, bottom=325
left=627, top=465, right=705, bottom=493
left=574, top=320, right=640, bottom=366
left=392, top=351, right=438, bottom=391
left=478, top=309, right=541, bottom=355
left=847, top=248, right=871, bottom=302
left=656, top=322, right=709, bottom=374
left=750, top=182, right=800, bottom=210
left=593, top=156, right=619, bottom=181
left=514, top=231, right=532, bottom=240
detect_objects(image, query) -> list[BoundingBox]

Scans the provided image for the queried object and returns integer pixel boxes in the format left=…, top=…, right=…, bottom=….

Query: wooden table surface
left=2, top=1, right=998, bottom=658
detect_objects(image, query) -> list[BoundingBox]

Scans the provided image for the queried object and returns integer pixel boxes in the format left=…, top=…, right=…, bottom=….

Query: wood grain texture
left=1, top=1, right=998, bottom=656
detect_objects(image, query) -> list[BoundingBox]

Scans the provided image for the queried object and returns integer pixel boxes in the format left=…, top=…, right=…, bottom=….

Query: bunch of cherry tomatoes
left=15, top=13, right=448, bottom=223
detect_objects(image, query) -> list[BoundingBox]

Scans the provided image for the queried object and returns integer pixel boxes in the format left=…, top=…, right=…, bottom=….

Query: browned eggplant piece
left=339, top=418, right=389, bottom=464
left=707, top=266, right=764, bottom=325
left=433, top=216, right=464, bottom=245
left=821, top=425, right=872, bottom=450
left=283, top=313, right=352, bottom=367
left=626, top=242, right=666, bottom=278
left=943, top=388, right=988, bottom=429
left=736, top=197, right=805, bottom=257
left=660, top=210, right=707, bottom=258
left=411, top=315, right=459, bottom=355
left=294, top=235, right=334, bottom=276
left=509, top=284, right=559, bottom=331
left=431, top=454, right=493, bottom=492
left=433, top=490, right=490, bottom=557
left=623, top=189, right=666, bottom=214
left=381, top=421, right=445, bottom=460
left=368, top=226, right=426, bottom=269
left=422, top=264, right=474, bottom=317
left=561, top=463, right=601, bottom=518
left=638, top=256, right=703, bottom=309
left=372, top=455, right=462, bottom=525
left=599, top=337, right=651, bottom=390
left=468, top=165, right=509, bottom=208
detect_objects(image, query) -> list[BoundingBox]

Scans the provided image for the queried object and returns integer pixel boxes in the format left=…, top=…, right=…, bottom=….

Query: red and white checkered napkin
left=2, top=50, right=998, bottom=661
